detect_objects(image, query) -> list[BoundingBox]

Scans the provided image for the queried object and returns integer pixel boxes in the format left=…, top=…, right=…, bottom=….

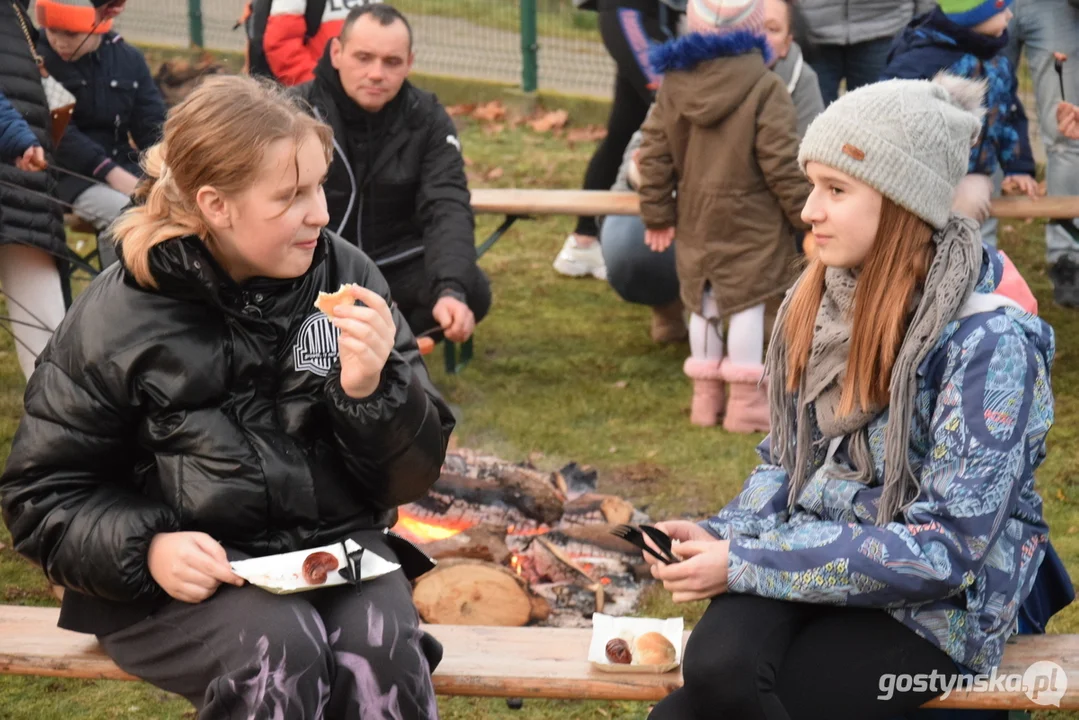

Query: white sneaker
left=552, top=235, right=607, bottom=280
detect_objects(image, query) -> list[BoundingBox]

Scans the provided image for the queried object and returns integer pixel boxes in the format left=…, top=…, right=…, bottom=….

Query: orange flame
left=510, top=553, right=523, bottom=576
left=393, top=511, right=474, bottom=542
left=507, top=524, right=551, bottom=537
left=600, top=577, right=611, bottom=585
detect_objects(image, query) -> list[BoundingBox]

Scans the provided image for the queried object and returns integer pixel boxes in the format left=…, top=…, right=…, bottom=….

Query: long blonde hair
left=783, top=197, right=936, bottom=415
left=112, top=75, right=333, bottom=288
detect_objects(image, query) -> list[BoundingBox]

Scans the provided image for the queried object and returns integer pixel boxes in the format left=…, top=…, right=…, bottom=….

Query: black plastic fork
left=611, top=524, right=678, bottom=564
left=638, top=525, right=680, bottom=564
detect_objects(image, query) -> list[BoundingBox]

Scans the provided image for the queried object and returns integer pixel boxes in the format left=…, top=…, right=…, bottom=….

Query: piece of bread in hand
left=314, top=285, right=354, bottom=317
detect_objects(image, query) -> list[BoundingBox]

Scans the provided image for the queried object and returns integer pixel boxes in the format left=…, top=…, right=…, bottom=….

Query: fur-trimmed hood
left=651, top=30, right=773, bottom=73
left=649, top=31, right=775, bottom=128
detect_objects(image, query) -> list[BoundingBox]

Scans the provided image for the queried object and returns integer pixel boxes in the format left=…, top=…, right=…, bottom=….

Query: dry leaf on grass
left=528, top=109, right=569, bottom=133
left=445, top=103, right=476, bottom=117
left=482, top=123, right=506, bottom=136
left=485, top=166, right=504, bottom=181
left=566, top=125, right=608, bottom=144
left=472, top=100, right=506, bottom=123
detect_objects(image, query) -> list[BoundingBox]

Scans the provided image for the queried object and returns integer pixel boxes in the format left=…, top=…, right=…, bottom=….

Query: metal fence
left=109, top=0, right=617, bottom=98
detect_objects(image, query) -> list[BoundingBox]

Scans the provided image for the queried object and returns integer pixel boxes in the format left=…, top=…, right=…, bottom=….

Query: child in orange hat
left=36, top=0, right=165, bottom=268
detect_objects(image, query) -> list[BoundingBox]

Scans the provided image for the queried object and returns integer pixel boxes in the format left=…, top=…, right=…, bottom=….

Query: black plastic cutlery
left=611, top=524, right=680, bottom=564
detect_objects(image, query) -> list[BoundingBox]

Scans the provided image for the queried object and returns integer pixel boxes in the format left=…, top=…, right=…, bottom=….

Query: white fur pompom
left=932, top=72, right=988, bottom=128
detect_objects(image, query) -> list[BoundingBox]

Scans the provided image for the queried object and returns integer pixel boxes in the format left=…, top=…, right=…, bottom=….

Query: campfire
left=394, top=449, right=652, bottom=628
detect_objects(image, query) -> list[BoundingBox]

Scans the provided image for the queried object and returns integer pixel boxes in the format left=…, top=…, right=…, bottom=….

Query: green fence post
left=188, top=0, right=204, bottom=48
left=520, top=0, right=538, bottom=93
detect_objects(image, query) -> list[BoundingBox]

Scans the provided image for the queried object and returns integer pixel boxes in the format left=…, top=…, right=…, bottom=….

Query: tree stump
left=413, top=559, right=550, bottom=626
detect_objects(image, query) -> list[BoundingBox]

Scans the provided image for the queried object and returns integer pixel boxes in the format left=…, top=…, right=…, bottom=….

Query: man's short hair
left=340, top=4, right=413, bottom=51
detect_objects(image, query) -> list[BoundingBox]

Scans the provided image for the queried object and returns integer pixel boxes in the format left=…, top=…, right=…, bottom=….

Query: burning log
left=555, top=524, right=643, bottom=556
left=412, top=559, right=551, bottom=626
left=561, top=494, right=635, bottom=527
left=419, top=524, right=511, bottom=565
left=405, top=471, right=564, bottom=529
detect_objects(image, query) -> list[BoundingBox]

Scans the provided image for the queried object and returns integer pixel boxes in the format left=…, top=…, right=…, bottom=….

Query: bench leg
left=434, top=212, right=519, bottom=376
left=443, top=337, right=474, bottom=375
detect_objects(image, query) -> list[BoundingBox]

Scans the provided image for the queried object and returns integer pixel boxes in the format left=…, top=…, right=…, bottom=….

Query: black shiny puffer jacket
left=0, top=231, right=454, bottom=634
left=0, top=1, right=66, bottom=254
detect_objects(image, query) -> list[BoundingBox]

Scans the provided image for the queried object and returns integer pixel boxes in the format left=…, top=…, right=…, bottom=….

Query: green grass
left=1, top=118, right=1079, bottom=718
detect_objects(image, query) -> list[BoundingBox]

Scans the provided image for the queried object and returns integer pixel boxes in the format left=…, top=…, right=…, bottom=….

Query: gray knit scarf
left=765, top=215, right=982, bottom=525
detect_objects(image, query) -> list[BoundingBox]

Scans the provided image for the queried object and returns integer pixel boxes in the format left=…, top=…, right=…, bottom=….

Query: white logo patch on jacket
left=294, top=312, right=339, bottom=377
left=446, top=135, right=461, bottom=152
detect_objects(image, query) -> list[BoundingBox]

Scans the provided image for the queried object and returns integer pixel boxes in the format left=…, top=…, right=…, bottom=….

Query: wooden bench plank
left=2, top=606, right=1078, bottom=708
left=470, top=188, right=1079, bottom=220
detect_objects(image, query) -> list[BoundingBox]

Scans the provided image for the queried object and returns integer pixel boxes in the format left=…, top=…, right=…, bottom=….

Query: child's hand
left=626, top=148, right=642, bottom=190
left=328, top=284, right=396, bottom=399
left=1057, top=102, right=1079, bottom=140
left=639, top=520, right=717, bottom=569
left=147, top=531, right=244, bottom=603
left=1002, top=174, right=1040, bottom=198
left=14, top=145, right=46, bottom=172
left=650, top=537, right=730, bottom=603
left=645, top=226, right=675, bottom=253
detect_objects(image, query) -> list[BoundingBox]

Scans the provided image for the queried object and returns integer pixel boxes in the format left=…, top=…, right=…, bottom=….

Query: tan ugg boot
left=651, top=300, right=688, bottom=344
left=684, top=358, right=725, bottom=426
left=720, top=360, right=770, bottom=434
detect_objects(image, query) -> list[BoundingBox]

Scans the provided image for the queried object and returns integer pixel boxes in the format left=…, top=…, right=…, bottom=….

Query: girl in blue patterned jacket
left=646, top=73, right=1064, bottom=719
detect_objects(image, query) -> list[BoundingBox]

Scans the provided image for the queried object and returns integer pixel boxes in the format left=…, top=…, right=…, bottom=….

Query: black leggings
left=575, top=7, right=672, bottom=237
left=649, top=594, right=957, bottom=720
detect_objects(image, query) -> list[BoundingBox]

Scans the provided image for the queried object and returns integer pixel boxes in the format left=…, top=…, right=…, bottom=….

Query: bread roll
left=314, top=285, right=354, bottom=317
left=633, top=631, right=676, bottom=666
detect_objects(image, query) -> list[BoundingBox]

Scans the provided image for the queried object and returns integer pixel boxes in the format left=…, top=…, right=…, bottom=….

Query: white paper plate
left=230, top=539, right=401, bottom=595
left=588, top=613, right=684, bottom=674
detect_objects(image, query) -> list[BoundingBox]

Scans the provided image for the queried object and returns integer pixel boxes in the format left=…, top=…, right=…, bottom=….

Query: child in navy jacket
left=881, top=0, right=1037, bottom=237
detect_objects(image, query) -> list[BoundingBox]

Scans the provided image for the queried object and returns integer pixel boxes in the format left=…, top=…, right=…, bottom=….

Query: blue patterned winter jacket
left=704, top=247, right=1055, bottom=674
left=881, top=8, right=1036, bottom=178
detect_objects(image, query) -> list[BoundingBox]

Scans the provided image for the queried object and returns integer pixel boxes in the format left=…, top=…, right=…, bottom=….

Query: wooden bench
left=469, top=188, right=1079, bottom=221
left=461, top=189, right=1079, bottom=374
left=2, top=605, right=1077, bottom=710
left=60, top=192, right=1079, bottom=374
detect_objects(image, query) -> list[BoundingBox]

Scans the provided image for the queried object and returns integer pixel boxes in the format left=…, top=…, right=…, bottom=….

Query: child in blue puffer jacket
left=0, top=90, right=46, bottom=172
left=881, top=0, right=1037, bottom=244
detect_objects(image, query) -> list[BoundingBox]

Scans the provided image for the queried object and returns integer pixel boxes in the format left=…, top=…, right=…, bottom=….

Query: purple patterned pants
left=98, top=565, right=441, bottom=719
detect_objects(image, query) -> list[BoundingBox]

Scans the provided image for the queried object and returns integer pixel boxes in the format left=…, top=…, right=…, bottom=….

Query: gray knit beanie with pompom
left=798, top=73, right=987, bottom=229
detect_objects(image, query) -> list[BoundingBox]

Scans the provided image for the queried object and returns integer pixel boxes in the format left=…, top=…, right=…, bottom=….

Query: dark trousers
left=98, top=533, right=442, bottom=719
left=648, top=594, right=956, bottom=720
left=381, top=258, right=492, bottom=340
left=575, top=8, right=671, bottom=238
left=807, top=36, right=895, bottom=107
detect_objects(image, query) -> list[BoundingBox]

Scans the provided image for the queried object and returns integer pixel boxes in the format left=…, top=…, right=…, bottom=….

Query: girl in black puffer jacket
left=1, top=75, right=453, bottom=720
